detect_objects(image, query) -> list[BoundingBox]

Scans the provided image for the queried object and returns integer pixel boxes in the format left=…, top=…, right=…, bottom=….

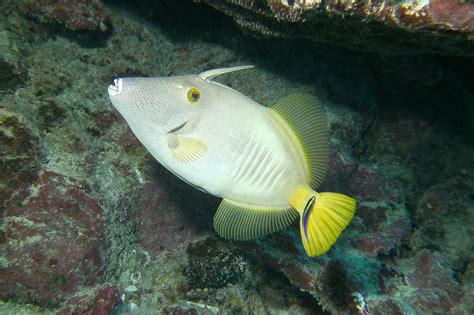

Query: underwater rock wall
left=0, top=171, right=105, bottom=305
left=18, top=0, right=108, bottom=31
left=0, top=0, right=473, bottom=314
left=204, top=0, right=474, bottom=56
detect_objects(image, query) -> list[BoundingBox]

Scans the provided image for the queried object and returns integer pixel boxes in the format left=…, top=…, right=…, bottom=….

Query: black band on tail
left=302, top=195, right=316, bottom=241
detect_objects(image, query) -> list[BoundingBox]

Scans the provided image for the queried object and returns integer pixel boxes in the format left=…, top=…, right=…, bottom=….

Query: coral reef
left=0, top=110, right=40, bottom=217
left=57, top=286, right=121, bottom=315
left=21, top=0, right=108, bottom=31
left=0, top=0, right=472, bottom=313
left=139, top=181, right=206, bottom=256
left=185, top=239, right=248, bottom=289
left=203, top=0, right=474, bottom=56
left=0, top=171, right=105, bottom=305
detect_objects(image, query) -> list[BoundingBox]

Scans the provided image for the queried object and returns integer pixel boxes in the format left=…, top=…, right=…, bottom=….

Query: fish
left=108, top=65, right=356, bottom=256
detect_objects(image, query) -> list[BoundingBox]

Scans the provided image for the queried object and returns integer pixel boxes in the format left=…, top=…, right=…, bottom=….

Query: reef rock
left=0, top=109, right=40, bottom=217
left=0, top=171, right=105, bottom=305
left=395, top=249, right=464, bottom=314
left=203, top=0, right=474, bottom=56
left=57, top=286, right=121, bottom=315
left=138, top=178, right=207, bottom=257
left=20, top=0, right=108, bottom=31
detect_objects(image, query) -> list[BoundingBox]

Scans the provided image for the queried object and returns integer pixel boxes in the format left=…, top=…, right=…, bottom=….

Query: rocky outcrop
left=0, top=110, right=40, bottom=217
left=0, top=171, right=105, bottom=305
left=203, top=0, right=474, bottom=56
left=20, top=0, right=108, bottom=31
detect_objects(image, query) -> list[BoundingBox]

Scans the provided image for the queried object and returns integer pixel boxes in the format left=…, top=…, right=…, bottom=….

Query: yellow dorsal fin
left=270, top=94, right=328, bottom=189
left=167, top=134, right=207, bottom=164
left=213, top=198, right=297, bottom=240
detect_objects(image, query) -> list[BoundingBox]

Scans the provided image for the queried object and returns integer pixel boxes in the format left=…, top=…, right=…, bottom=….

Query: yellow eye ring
left=186, top=87, right=200, bottom=103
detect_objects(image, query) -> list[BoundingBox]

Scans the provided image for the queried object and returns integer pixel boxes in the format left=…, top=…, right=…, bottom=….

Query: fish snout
left=108, top=78, right=123, bottom=96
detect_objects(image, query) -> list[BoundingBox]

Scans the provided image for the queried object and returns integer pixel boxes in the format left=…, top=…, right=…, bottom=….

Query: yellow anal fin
left=168, top=134, right=207, bottom=164
left=270, top=93, right=329, bottom=190
left=301, top=192, right=356, bottom=256
left=213, top=198, right=297, bottom=240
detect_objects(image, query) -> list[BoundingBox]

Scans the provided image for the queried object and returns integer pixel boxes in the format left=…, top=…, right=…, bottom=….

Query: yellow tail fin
left=289, top=186, right=356, bottom=256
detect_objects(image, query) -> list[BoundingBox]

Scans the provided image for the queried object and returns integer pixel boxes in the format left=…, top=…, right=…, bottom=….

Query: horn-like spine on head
left=199, top=65, right=254, bottom=82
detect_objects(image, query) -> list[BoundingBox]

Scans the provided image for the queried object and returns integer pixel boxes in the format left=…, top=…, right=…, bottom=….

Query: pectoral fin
left=167, top=133, right=207, bottom=164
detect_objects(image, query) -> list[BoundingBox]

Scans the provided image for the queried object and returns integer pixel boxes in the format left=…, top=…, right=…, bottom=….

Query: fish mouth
left=108, top=78, right=123, bottom=96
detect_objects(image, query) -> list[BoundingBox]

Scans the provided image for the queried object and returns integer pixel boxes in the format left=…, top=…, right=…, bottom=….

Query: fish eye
left=186, top=87, right=200, bottom=103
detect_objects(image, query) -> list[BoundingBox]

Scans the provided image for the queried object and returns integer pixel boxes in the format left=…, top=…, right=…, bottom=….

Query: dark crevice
left=352, top=113, right=377, bottom=160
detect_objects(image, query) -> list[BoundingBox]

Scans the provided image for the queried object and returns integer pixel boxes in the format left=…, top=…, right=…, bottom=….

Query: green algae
left=3, top=216, right=46, bottom=230
left=6, top=235, right=43, bottom=249
left=0, top=257, right=8, bottom=269
left=0, top=300, right=55, bottom=315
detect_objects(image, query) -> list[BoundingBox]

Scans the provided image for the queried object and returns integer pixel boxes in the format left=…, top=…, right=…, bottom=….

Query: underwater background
left=0, top=0, right=473, bottom=314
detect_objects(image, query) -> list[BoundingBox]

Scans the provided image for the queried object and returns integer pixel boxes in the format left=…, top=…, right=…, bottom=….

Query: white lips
left=108, top=78, right=123, bottom=96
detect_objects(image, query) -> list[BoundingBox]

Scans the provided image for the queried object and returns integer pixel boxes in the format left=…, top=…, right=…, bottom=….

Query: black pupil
left=192, top=92, right=199, bottom=99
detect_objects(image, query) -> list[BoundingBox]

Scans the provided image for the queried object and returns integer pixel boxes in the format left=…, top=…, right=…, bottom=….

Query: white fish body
left=108, top=66, right=356, bottom=256
left=170, top=89, right=306, bottom=208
